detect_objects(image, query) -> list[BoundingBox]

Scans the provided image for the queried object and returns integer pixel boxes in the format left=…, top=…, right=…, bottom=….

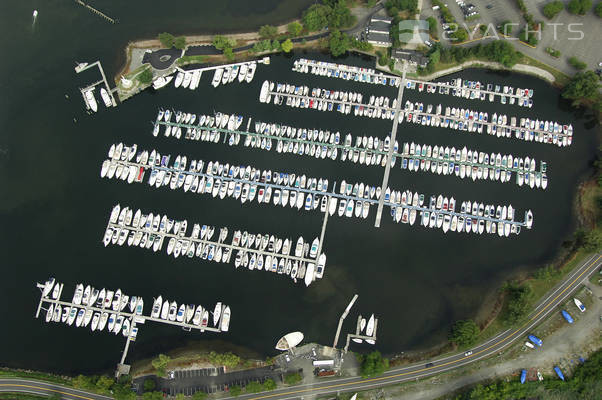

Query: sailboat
left=365, top=314, right=375, bottom=344
left=213, top=302, right=222, bottom=326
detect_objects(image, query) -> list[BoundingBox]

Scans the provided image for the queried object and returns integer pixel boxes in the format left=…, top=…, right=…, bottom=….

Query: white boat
left=42, top=277, right=55, bottom=298
left=275, top=331, right=304, bottom=350
left=213, top=302, right=222, bottom=326
left=100, top=87, right=112, bottom=107
left=212, top=68, right=223, bottom=87
left=85, top=89, right=97, bottom=112
left=365, top=314, right=375, bottom=344
left=246, top=63, right=256, bottom=83
left=304, top=263, right=315, bottom=287
left=220, top=306, right=231, bottom=332
left=574, top=298, right=586, bottom=312
left=151, top=296, right=162, bottom=318
left=174, top=72, right=184, bottom=88
left=153, top=75, right=174, bottom=90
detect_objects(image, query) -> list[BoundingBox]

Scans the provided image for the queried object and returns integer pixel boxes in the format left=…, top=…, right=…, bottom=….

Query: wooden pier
left=375, top=62, right=407, bottom=228
left=74, top=0, right=117, bottom=24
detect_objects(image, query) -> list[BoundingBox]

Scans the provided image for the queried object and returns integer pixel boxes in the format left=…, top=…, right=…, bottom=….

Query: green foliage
left=175, top=394, right=186, bottom=400
left=262, top=378, right=277, bottom=391
left=245, top=381, right=263, bottom=393
left=72, top=375, right=95, bottom=390
left=385, top=0, right=418, bottom=13
left=252, top=39, right=272, bottom=53
left=450, top=27, right=469, bottom=42
left=568, top=56, right=587, bottom=70
left=177, top=55, right=208, bottom=65
left=432, top=0, right=455, bottom=23
left=519, top=29, right=539, bottom=46
left=359, top=351, right=389, bottom=377
left=499, top=20, right=513, bottom=34
left=288, top=21, right=303, bottom=36
left=212, top=35, right=236, bottom=51
left=533, top=265, right=561, bottom=281
left=502, top=282, right=533, bottom=325
left=271, top=39, right=281, bottom=51
left=449, top=320, right=480, bottom=347
left=143, top=379, right=156, bottom=392
left=583, top=230, right=602, bottom=251
left=151, top=354, right=170, bottom=376
left=48, top=395, right=62, bottom=400
left=351, top=38, right=373, bottom=51
left=142, top=392, right=164, bottom=400
left=302, top=4, right=330, bottom=31
left=543, top=1, right=564, bottom=18
left=281, top=38, right=293, bottom=53
left=174, top=36, right=186, bottom=50
left=95, top=375, right=114, bottom=392
left=567, top=0, right=592, bottom=14
left=516, top=0, right=527, bottom=13
left=596, top=2, right=602, bottom=17
left=328, top=29, right=352, bottom=57
left=545, top=47, right=561, bottom=58
left=224, top=47, right=235, bottom=61
left=208, top=351, right=240, bottom=368
left=192, top=391, right=207, bottom=400
left=562, top=71, right=601, bottom=105
left=229, top=385, right=242, bottom=396
left=426, top=16, right=438, bottom=38
left=259, top=25, right=278, bottom=39
left=367, top=0, right=378, bottom=7
left=479, top=24, right=487, bottom=35
left=158, top=32, right=175, bottom=48
left=284, top=372, right=302, bottom=385
left=329, top=0, right=356, bottom=29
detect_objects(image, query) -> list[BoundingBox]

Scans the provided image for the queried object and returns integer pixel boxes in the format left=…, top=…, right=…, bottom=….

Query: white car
left=464, top=351, right=473, bottom=356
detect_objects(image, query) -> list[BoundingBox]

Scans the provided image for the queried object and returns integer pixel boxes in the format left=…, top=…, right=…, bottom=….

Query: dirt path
left=387, top=283, right=602, bottom=399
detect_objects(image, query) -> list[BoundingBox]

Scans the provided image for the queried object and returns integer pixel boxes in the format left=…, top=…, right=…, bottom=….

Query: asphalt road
left=0, top=378, right=112, bottom=400
left=2, top=253, right=600, bottom=399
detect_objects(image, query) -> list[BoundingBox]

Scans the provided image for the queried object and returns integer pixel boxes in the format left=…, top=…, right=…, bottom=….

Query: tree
left=271, top=39, right=281, bottom=51
left=175, top=394, right=186, bottom=400
left=158, top=32, right=175, bottom=48
left=288, top=21, right=303, bottom=36
left=567, top=0, right=592, bottom=14
left=142, top=392, right=164, bottom=400
left=562, top=71, right=601, bottom=105
left=499, top=20, right=513, bottom=34
left=72, top=375, right=95, bottom=390
left=281, top=38, right=293, bottom=53
left=328, top=0, right=356, bottom=29
left=543, top=1, right=564, bottom=18
left=302, top=4, right=330, bottom=31
left=583, top=230, right=602, bottom=251
left=96, top=375, right=114, bottom=392
left=596, top=1, right=602, bottom=17
left=263, top=378, right=277, bottom=391
left=229, top=385, right=242, bottom=396
left=449, top=320, right=480, bottom=347
left=259, top=25, right=278, bottom=39
left=192, top=391, right=207, bottom=400
left=224, top=47, right=235, bottom=61
left=208, top=351, right=240, bottom=368
left=503, top=282, right=532, bottom=324
left=246, top=381, right=263, bottom=393
left=328, top=29, right=351, bottom=57
left=174, top=36, right=186, bottom=50
left=143, top=379, right=156, bottom=392
left=151, top=354, right=170, bottom=376
left=568, top=56, right=587, bottom=70
left=212, top=35, right=236, bottom=50
left=359, top=351, right=389, bottom=377
left=426, top=16, right=438, bottom=38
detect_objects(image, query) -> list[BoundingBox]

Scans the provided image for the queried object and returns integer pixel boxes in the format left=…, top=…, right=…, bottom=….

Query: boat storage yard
left=38, top=56, right=574, bottom=375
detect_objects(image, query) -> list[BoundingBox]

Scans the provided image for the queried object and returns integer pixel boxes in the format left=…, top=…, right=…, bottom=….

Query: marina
left=152, top=110, right=548, bottom=189
left=259, top=81, right=573, bottom=147
left=292, top=58, right=535, bottom=107
left=35, top=277, right=229, bottom=376
left=75, top=60, right=117, bottom=112
left=103, top=204, right=327, bottom=286
left=99, top=143, right=533, bottom=235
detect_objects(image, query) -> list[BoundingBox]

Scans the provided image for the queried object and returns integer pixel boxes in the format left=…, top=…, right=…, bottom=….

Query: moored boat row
left=211, top=62, right=257, bottom=88
left=104, top=204, right=326, bottom=286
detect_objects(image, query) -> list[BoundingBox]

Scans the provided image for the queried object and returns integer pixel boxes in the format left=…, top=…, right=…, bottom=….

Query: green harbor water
left=0, top=0, right=599, bottom=374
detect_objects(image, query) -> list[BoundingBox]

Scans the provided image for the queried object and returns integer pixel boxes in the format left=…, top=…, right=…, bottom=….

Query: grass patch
left=518, top=54, right=570, bottom=86
left=0, top=369, right=71, bottom=386
left=176, top=55, right=209, bottom=66
left=0, top=394, right=50, bottom=400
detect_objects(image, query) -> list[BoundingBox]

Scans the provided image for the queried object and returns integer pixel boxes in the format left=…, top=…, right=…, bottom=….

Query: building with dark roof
left=391, top=49, right=429, bottom=68
left=365, top=16, right=392, bottom=47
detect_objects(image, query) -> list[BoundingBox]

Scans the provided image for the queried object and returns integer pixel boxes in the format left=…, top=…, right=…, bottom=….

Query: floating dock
left=75, top=60, right=117, bottom=111
left=103, top=204, right=327, bottom=286
left=99, top=144, right=533, bottom=236
left=292, top=58, right=534, bottom=107
left=169, top=58, right=270, bottom=91
left=259, top=81, right=572, bottom=147
left=35, top=278, right=228, bottom=377
left=74, top=0, right=117, bottom=24
left=152, top=110, right=548, bottom=189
